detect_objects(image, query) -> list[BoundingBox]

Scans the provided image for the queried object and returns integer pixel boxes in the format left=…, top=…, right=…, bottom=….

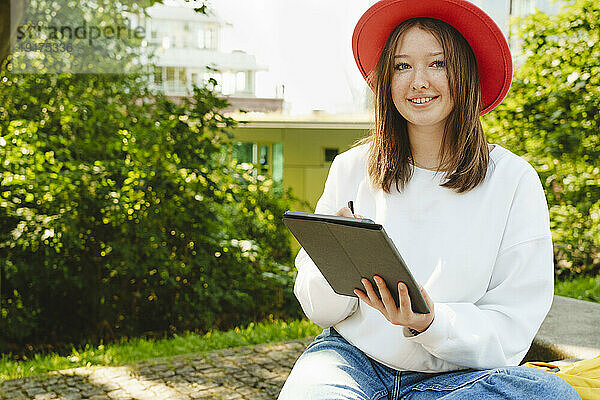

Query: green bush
left=555, top=275, right=600, bottom=303
left=0, top=72, right=301, bottom=354
left=483, top=0, right=600, bottom=277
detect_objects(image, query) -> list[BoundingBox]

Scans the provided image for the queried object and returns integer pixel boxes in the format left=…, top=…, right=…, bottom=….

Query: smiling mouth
left=408, top=96, right=439, bottom=104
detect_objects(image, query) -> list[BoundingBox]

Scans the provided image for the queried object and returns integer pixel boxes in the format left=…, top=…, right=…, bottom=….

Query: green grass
left=555, top=275, right=600, bottom=303
left=0, top=318, right=322, bottom=382
left=4, top=276, right=595, bottom=382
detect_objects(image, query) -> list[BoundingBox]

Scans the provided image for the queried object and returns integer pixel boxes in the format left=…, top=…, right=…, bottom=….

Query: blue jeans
left=278, top=327, right=580, bottom=399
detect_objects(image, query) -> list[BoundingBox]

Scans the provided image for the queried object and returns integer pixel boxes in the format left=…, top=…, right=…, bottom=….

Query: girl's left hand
left=354, top=276, right=435, bottom=333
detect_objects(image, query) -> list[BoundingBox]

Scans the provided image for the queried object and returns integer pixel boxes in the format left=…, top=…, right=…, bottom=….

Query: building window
left=175, top=34, right=184, bottom=48
left=197, top=28, right=215, bottom=49
left=232, top=142, right=283, bottom=187
left=166, top=67, right=175, bottom=82
left=511, top=0, right=535, bottom=16
left=197, top=30, right=204, bottom=48
left=205, top=28, right=214, bottom=49
left=220, top=72, right=234, bottom=95
left=233, top=142, right=254, bottom=164
left=258, top=144, right=270, bottom=175
left=178, top=67, right=187, bottom=86
left=324, top=148, right=338, bottom=162
left=153, top=66, right=163, bottom=84
left=236, top=71, right=246, bottom=92
left=272, top=142, right=284, bottom=189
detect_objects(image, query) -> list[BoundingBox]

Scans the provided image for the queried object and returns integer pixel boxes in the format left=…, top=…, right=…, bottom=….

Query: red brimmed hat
left=352, top=0, right=512, bottom=115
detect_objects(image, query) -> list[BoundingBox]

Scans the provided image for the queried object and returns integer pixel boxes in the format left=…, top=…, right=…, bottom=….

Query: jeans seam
left=372, top=389, right=390, bottom=400
left=392, top=371, right=401, bottom=399
left=303, top=338, right=321, bottom=353
left=367, top=357, right=390, bottom=400
left=303, top=328, right=331, bottom=353
left=410, top=370, right=495, bottom=392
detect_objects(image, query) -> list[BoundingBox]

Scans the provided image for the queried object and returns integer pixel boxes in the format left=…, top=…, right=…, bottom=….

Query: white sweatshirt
left=293, top=143, right=554, bottom=372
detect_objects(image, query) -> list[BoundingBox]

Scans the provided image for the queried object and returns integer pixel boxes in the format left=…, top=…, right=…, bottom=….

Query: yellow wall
left=232, top=121, right=370, bottom=210
left=231, top=120, right=370, bottom=252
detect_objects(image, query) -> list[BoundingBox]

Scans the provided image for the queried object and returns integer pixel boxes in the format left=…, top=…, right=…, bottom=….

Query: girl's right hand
left=334, top=207, right=363, bottom=219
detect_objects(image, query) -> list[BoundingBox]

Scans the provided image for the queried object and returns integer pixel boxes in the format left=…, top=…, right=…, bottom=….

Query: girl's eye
left=394, top=61, right=445, bottom=70
left=394, top=63, right=410, bottom=71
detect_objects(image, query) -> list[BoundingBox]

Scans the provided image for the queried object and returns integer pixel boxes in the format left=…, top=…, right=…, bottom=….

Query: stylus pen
left=348, top=200, right=355, bottom=214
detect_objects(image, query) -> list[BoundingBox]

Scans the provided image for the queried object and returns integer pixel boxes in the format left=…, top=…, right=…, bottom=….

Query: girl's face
left=391, top=27, right=454, bottom=132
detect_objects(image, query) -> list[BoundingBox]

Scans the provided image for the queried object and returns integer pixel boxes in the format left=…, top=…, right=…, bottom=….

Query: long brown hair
left=357, top=17, right=493, bottom=194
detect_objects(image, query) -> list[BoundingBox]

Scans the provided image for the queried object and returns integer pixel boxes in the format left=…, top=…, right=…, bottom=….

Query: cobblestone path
left=0, top=338, right=313, bottom=400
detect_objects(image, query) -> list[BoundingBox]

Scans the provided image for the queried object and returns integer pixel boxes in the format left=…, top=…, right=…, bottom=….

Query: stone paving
left=0, top=338, right=313, bottom=400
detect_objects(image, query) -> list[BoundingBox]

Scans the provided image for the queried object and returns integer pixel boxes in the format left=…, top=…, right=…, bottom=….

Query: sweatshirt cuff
left=403, top=303, right=452, bottom=348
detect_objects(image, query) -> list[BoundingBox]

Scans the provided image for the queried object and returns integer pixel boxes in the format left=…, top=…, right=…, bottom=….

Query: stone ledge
left=523, top=295, right=600, bottom=363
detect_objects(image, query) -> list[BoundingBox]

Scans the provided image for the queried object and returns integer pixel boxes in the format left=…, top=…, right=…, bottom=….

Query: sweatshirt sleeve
left=404, top=167, right=554, bottom=369
left=293, top=156, right=359, bottom=328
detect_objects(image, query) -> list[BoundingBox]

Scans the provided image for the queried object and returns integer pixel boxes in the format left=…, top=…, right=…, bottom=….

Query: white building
left=477, top=0, right=561, bottom=31
left=142, top=2, right=284, bottom=113
left=506, top=0, right=562, bottom=63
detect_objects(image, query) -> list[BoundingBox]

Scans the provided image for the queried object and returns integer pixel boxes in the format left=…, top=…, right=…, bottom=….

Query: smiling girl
left=278, top=1, right=580, bottom=399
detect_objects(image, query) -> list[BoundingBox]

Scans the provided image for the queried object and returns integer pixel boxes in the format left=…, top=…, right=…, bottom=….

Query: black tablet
left=283, top=211, right=430, bottom=314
